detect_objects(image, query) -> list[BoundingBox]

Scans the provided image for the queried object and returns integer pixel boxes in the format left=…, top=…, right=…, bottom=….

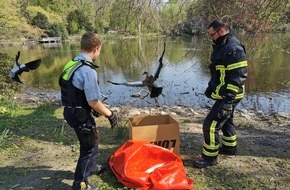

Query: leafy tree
left=67, top=9, right=93, bottom=34
left=109, top=1, right=129, bottom=32
left=93, top=0, right=115, bottom=32
left=26, top=5, right=63, bottom=24
left=187, top=0, right=289, bottom=33
left=1, top=0, right=290, bottom=40
left=47, top=0, right=71, bottom=15
left=28, top=0, right=50, bottom=7
left=109, top=0, right=165, bottom=35
left=46, top=23, right=69, bottom=38
left=67, top=20, right=79, bottom=34
left=94, top=20, right=105, bottom=34
left=133, top=0, right=165, bottom=34
left=161, top=0, right=188, bottom=34
left=0, top=0, right=30, bottom=39
left=32, top=12, right=49, bottom=29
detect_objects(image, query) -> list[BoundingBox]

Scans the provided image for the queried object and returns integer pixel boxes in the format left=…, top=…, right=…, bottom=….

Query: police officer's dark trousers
left=64, top=107, right=99, bottom=185
left=202, top=100, right=240, bottom=160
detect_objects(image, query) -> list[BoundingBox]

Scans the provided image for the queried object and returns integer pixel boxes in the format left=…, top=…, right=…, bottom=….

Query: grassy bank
left=0, top=97, right=289, bottom=190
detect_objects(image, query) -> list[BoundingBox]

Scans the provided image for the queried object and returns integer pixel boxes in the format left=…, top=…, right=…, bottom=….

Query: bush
left=46, top=23, right=69, bottom=39
left=0, top=53, right=19, bottom=97
left=94, top=21, right=105, bottom=34
left=32, top=12, right=49, bottom=30
left=67, top=9, right=95, bottom=35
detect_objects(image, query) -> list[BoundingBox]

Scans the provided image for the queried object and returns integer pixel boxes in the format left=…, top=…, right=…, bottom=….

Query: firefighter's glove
left=218, top=103, right=233, bottom=119
left=106, top=111, right=118, bottom=129
left=204, top=87, right=212, bottom=98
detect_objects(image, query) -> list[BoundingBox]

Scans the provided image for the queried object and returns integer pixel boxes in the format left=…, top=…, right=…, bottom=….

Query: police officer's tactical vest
left=59, top=60, right=98, bottom=110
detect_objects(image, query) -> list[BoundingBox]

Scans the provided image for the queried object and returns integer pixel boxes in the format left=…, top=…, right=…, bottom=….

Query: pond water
left=1, top=34, right=290, bottom=114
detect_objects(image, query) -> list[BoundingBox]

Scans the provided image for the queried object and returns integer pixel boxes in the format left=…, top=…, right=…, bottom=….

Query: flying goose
left=9, top=51, right=41, bottom=83
left=108, top=42, right=166, bottom=106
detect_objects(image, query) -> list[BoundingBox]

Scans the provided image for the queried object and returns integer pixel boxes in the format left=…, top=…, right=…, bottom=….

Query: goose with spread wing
left=9, top=51, right=42, bottom=83
left=108, top=42, right=166, bottom=106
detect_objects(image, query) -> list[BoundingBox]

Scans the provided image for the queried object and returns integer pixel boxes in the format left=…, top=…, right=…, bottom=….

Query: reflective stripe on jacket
left=209, top=33, right=248, bottom=103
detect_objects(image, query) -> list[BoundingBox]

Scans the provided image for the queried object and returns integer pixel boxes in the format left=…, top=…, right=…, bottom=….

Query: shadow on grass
left=0, top=102, right=76, bottom=146
left=178, top=119, right=290, bottom=190
left=0, top=166, right=73, bottom=190
left=178, top=117, right=290, bottom=161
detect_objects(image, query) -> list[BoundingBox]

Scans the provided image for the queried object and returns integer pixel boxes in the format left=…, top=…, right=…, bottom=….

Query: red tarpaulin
left=109, top=140, right=194, bottom=190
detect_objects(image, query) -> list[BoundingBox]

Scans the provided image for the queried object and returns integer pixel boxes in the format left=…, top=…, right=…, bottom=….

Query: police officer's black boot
left=72, top=181, right=99, bottom=190
left=96, top=165, right=107, bottom=175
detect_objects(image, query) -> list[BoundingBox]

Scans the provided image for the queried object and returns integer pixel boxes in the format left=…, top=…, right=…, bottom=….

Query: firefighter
left=193, top=20, right=248, bottom=168
left=59, top=32, right=118, bottom=190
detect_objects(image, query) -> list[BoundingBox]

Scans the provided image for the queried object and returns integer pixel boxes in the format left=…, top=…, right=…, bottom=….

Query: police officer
left=194, top=20, right=248, bottom=168
left=59, top=32, right=118, bottom=190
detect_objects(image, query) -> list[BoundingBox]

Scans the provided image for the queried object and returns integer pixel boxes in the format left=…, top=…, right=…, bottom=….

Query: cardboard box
left=129, top=115, right=180, bottom=155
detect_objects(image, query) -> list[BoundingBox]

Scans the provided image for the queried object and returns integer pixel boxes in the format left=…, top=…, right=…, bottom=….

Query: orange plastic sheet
left=109, top=140, right=194, bottom=190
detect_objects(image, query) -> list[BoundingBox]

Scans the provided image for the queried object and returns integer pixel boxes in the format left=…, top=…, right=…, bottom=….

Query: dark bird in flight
left=107, top=42, right=166, bottom=106
left=9, top=51, right=42, bottom=83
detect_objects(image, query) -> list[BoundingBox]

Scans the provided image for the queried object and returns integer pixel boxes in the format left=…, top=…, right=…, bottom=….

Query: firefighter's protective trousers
left=202, top=100, right=240, bottom=159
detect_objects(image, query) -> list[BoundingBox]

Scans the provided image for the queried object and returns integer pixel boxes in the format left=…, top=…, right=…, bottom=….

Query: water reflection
left=1, top=35, right=290, bottom=114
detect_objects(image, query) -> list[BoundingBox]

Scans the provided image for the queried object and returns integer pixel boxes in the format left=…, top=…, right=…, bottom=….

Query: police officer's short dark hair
left=81, top=32, right=102, bottom=53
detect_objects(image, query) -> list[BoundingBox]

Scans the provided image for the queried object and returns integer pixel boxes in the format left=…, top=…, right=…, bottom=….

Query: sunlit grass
left=1, top=96, right=290, bottom=189
left=0, top=128, right=10, bottom=149
left=115, top=120, right=129, bottom=140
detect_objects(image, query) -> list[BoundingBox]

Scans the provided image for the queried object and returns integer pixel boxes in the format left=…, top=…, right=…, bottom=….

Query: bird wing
left=24, top=59, right=42, bottom=70
left=126, top=81, right=145, bottom=87
left=107, top=41, right=166, bottom=91
left=153, top=41, right=166, bottom=80
left=9, top=51, right=42, bottom=83
left=13, top=59, right=42, bottom=77
left=107, top=80, right=145, bottom=87
left=107, top=81, right=128, bottom=85
left=150, top=86, right=163, bottom=98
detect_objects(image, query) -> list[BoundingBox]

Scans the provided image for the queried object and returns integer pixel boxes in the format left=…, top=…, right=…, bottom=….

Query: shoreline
left=12, top=87, right=290, bottom=120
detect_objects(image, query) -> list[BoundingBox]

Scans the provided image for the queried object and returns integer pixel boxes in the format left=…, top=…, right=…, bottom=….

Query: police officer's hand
left=92, top=110, right=101, bottom=117
left=218, top=103, right=233, bottom=119
left=204, top=87, right=212, bottom=98
left=106, top=111, right=118, bottom=129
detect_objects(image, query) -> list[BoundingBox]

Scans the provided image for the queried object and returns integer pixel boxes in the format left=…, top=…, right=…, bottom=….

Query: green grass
left=0, top=128, right=10, bottom=149
left=0, top=97, right=290, bottom=190
left=0, top=97, right=130, bottom=189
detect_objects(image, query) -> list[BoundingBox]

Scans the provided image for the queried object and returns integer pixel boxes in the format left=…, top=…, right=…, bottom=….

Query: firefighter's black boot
left=193, top=157, right=217, bottom=168
left=219, top=146, right=237, bottom=156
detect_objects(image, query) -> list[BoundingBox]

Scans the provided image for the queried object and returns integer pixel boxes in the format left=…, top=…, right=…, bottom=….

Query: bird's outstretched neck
left=154, top=41, right=166, bottom=80
left=15, top=51, right=21, bottom=68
